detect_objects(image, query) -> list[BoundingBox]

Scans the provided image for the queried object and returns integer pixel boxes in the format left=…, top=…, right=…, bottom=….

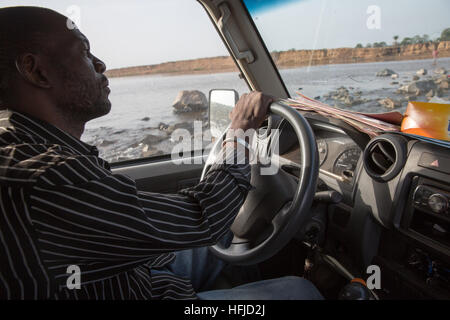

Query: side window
left=86, top=2, right=248, bottom=163
left=6, top=1, right=248, bottom=163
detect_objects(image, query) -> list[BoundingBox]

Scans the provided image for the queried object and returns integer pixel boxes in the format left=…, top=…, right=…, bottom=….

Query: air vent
left=363, top=134, right=408, bottom=182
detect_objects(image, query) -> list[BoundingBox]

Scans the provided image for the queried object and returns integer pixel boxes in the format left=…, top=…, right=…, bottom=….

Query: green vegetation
left=400, top=37, right=413, bottom=46
left=441, top=28, right=450, bottom=41
left=393, top=35, right=399, bottom=46
left=356, top=28, right=449, bottom=49
left=372, top=41, right=388, bottom=48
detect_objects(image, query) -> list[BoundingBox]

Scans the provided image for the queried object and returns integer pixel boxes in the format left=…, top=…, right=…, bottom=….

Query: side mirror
left=209, top=89, right=239, bottom=140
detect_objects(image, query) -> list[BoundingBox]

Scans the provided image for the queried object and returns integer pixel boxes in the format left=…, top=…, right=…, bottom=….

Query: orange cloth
left=401, top=102, right=450, bottom=141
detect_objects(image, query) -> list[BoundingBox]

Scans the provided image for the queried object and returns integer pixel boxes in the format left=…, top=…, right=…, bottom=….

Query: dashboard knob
left=427, top=193, right=448, bottom=214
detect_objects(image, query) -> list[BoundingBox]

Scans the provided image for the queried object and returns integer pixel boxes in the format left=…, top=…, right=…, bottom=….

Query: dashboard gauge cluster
left=333, top=147, right=362, bottom=181
left=280, top=128, right=362, bottom=185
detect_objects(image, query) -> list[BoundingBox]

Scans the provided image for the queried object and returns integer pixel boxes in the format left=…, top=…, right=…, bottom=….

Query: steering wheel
left=201, top=102, right=319, bottom=265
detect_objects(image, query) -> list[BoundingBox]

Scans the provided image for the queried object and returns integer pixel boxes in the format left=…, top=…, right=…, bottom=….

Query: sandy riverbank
left=105, top=42, right=450, bottom=78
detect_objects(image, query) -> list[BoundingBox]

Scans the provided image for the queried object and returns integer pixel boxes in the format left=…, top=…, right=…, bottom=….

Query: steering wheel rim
left=201, top=102, right=318, bottom=265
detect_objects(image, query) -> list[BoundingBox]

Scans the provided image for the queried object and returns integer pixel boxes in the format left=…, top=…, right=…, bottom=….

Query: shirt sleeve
left=28, top=147, right=252, bottom=264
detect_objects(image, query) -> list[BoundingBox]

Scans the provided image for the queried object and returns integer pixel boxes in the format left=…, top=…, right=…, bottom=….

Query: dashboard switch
left=413, top=185, right=450, bottom=216
left=314, top=191, right=343, bottom=204
left=428, top=194, right=449, bottom=214
left=418, top=153, right=450, bottom=174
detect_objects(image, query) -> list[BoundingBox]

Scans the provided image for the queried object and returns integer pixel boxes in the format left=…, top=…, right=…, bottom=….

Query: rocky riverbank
left=318, top=67, right=449, bottom=110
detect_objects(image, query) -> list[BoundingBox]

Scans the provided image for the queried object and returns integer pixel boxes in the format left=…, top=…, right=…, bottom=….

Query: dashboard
left=277, top=116, right=450, bottom=299
left=282, top=129, right=361, bottom=184
left=279, top=120, right=363, bottom=206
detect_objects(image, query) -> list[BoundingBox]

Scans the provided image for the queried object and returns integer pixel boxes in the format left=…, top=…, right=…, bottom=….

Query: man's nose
left=93, top=56, right=106, bottom=74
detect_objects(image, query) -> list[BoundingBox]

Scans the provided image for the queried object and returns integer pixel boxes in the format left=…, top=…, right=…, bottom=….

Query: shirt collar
left=0, top=109, right=99, bottom=157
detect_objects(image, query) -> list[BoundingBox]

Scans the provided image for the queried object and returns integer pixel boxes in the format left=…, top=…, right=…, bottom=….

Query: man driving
left=0, top=6, right=322, bottom=300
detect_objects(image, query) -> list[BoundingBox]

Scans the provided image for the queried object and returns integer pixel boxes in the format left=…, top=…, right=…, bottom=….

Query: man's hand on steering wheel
left=229, top=91, right=274, bottom=132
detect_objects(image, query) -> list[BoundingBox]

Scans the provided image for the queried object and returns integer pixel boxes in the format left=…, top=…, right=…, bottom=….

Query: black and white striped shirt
left=0, top=109, right=251, bottom=300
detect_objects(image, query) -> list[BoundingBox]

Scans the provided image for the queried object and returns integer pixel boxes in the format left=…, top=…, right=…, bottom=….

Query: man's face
left=45, top=24, right=111, bottom=123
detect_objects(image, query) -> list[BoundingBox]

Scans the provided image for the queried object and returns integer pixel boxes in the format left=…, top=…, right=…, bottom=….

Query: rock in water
left=141, top=133, right=168, bottom=145
left=158, top=122, right=169, bottom=130
left=344, top=96, right=354, bottom=106
left=142, top=147, right=164, bottom=158
left=336, top=87, right=349, bottom=98
left=173, top=122, right=194, bottom=133
left=376, top=69, right=396, bottom=77
left=173, top=90, right=208, bottom=114
left=398, top=80, right=437, bottom=95
left=378, top=98, right=401, bottom=109
left=391, top=74, right=399, bottom=79
left=344, top=96, right=364, bottom=106
left=434, top=67, right=447, bottom=75
left=425, top=89, right=435, bottom=98
left=439, top=80, right=449, bottom=90
left=412, top=75, right=420, bottom=81
left=416, top=69, right=427, bottom=76
left=434, top=75, right=449, bottom=90
left=99, top=139, right=115, bottom=147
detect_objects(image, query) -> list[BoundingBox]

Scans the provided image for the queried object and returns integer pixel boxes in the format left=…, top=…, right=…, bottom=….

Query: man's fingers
left=229, top=91, right=276, bottom=131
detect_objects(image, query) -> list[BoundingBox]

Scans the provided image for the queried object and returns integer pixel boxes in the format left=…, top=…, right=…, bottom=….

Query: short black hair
left=0, top=6, right=62, bottom=106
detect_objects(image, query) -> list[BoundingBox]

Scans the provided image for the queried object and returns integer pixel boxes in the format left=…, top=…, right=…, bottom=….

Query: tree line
left=355, top=27, right=450, bottom=49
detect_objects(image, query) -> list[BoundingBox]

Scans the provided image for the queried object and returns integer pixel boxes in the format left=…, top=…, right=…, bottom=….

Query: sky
left=0, top=0, right=229, bottom=69
left=1, top=0, right=449, bottom=69
left=248, top=0, right=450, bottom=52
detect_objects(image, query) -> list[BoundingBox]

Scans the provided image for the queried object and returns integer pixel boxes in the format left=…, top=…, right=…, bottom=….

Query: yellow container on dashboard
left=401, top=102, right=450, bottom=142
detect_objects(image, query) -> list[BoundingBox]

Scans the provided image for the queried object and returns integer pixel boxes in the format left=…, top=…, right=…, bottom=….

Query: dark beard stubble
left=55, top=67, right=111, bottom=124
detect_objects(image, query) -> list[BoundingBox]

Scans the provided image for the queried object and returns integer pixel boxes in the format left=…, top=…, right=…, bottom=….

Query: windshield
left=243, top=0, right=450, bottom=113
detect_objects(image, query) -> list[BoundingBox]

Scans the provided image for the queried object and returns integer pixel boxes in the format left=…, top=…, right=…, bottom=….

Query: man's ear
left=15, top=53, right=52, bottom=89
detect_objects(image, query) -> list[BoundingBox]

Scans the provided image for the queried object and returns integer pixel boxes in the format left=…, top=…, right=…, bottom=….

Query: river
left=83, top=57, right=450, bottom=163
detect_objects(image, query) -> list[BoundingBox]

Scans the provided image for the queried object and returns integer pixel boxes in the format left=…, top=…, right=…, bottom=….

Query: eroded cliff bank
left=105, top=41, right=450, bottom=78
